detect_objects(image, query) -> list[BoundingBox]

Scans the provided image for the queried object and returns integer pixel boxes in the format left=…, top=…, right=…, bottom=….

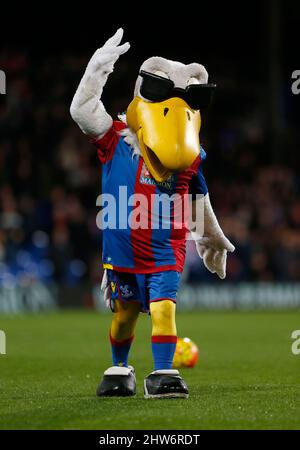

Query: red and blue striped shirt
left=93, top=121, right=208, bottom=274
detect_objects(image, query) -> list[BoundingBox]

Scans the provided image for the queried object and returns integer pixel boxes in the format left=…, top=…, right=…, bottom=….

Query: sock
left=110, top=332, right=134, bottom=367
left=151, top=335, right=177, bottom=370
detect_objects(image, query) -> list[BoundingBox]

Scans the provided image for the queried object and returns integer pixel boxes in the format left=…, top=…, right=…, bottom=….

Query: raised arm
left=70, top=28, right=130, bottom=139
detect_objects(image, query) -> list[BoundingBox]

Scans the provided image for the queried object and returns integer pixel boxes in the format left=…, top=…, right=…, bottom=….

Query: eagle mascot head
left=126, top=56, right=216, bottom=182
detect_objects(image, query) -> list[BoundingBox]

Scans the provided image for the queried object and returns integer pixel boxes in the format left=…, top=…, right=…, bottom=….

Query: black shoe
left=144, top=369, right=189, bottom=399
left=96, top=366, right=136, bottom=397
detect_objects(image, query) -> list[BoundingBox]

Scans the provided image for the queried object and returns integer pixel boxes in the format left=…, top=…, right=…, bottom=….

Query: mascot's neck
left=118, top=113, right=141, bottom=157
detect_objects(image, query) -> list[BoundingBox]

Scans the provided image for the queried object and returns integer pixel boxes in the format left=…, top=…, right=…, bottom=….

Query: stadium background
left=1, top=1, right=300, bottom=312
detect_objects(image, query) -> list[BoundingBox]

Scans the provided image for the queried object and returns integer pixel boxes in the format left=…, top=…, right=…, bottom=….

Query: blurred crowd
left=0, top=49, right=300, bottom=288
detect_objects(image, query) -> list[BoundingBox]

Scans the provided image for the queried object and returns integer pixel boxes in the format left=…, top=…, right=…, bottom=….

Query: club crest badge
left=140, top=163, right=175, bottom=191
left=120, top=284, right=134, bottom=299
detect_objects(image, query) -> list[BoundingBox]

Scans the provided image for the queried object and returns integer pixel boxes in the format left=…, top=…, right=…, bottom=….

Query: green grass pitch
left=0, top=310, right=300, bottom=430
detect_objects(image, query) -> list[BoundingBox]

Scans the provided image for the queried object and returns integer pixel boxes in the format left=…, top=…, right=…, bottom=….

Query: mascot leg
left=110, top=299, right=140, bottom=367
left=150, top=300, right=177, bottom=370
left=144, top=300, right=189, bottom=399
left=97, top=299, right=140, bottom=397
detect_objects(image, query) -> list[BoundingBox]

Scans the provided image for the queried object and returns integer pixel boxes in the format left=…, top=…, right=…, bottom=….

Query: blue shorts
left=107, top=270, right=181, bottom=313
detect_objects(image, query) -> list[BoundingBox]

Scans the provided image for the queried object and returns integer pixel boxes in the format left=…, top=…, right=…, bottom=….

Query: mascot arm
left=70, top=28, right=130, bottom=139
left=190, top=193, right=235, bottom=280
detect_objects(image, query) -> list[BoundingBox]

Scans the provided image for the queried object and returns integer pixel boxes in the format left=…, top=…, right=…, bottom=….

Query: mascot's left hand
left=191, top=194, right=235, bottom=279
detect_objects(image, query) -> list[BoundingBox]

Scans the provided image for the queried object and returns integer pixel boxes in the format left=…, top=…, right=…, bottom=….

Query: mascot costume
left=70, top=29, right=235, bottom=399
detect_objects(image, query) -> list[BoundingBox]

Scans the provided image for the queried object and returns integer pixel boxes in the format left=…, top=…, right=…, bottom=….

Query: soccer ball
left=172, top=337, right=199, bottom=368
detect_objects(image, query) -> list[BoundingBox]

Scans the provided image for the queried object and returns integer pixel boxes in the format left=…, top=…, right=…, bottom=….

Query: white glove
left=191, top=194, right=235, bottom=279
left=70, top=28, right=130, bottom=138
left=100, top=269, right=111, bottom=309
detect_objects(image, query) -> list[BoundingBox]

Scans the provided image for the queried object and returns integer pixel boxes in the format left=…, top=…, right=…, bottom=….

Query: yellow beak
left=126, top=97, right=201, bottom=182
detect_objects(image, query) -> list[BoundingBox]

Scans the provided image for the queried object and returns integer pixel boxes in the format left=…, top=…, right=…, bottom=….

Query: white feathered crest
left=118, top=113, right=141, bottom=157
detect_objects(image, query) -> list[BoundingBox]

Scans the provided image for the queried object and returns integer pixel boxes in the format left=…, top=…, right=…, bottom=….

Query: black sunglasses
left=139, top=70, right=217, bottom=110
